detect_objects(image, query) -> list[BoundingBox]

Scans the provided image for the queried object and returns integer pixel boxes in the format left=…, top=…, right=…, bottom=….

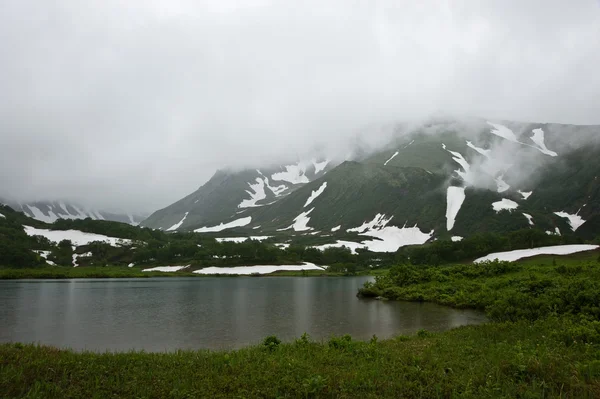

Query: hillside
left=139, top=118, right=600, bottom=252
left=0, top=198, right=146, bottom=225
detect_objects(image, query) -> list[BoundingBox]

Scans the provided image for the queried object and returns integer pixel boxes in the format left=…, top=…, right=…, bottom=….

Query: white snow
left=166, top=212, right=189, bottom=231
left=347, top=213, right=389, bottom=233
left=474, top=245, right=599, bottom=263
left=495, top=175, right=510, bottom=193
left=523, top=213, right=534, bottom=226
left=466, top=141, right=491, bottom=157
left=344, top=214, right=433, bottom=252
left=331, top=225, right=341, bottom=232
left=194, top=216, right=252, bottom=233
left=314, top=240, right=367, bottom=254
left=289, top=208, right=314, bottom=231
left=128, top=263, right=135, bottom=268
left=304, top=182, right=327, bottom=207
left=446, top=186, right=466, bottom=231
left=252, top=225, right=261, bottom=230
left=442, top=145, right=471, bottom=183
left=26, top=205, right=60, bottom=223
left=142, top=265, right=189, bottom=272
left=518, top=190, right=533, bottom=200
left=72, top=252, right=92, bottom=267
left=488, top=122, right=519, bottom=143
left=0, top=212, right=4, bottom=218
left=193, top=262, right=324, bottom=275
left=215, top=236, right=271, bottom=243
left=263, top=177, right=288, bottom=196
left=451, top=236, right=463, bottom=242
left=488, top=122, right=559, bottom=157
left=312, top=159, right=329, bottom=174
left=554, top=211, right=586, bottom=231
left=23, top=226, right=133, bottom=246
left=358, top=225, right=433, bottom=252
left=239, top=178, right=267, bottom=208
left=384, top=151, right=399, bottom=166
left=271, top=162, right=310, bottom=185
left=492, top=198, right=519, bottom=212
left=530, top=128, right=558, bottom=157
left=546, top=227, right=561, bottom=236
left=33, top=250, right=56, bottom=265
left=275, top=243, right=290, bottom=249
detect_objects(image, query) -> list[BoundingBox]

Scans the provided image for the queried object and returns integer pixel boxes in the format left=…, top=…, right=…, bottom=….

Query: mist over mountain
left=1, top=1, right=599, bottom=212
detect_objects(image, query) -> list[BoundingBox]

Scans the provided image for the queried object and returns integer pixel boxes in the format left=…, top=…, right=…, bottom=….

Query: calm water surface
left=0, top=277, right=486, bottom=351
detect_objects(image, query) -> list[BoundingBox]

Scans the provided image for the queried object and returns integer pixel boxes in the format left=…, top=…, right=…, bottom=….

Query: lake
left=0, top=277, right=486, bottom=352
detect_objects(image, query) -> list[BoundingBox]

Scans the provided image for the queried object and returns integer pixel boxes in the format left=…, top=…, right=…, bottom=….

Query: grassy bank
left=358, top=253, right=600, bottom=322
left=2, top=317, right=599, bottom=398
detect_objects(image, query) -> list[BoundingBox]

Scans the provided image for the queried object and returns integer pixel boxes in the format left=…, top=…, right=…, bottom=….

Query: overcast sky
left=1, top=0, right=599, bottom=213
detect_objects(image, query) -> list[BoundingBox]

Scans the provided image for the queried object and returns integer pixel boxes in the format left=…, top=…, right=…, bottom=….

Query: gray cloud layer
left=1, top=0, right=599, bottom=212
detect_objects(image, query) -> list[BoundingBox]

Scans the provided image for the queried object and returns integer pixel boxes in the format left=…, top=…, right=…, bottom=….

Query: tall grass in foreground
left=1, top=317, right=599, bottom=398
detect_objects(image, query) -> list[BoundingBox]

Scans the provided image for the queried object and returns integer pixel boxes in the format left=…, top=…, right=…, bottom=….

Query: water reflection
left=0, top=277, right=486, bottom=352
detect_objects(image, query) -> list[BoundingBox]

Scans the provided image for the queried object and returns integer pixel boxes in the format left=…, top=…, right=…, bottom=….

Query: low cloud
left=1, top=0, right=599, bottom=212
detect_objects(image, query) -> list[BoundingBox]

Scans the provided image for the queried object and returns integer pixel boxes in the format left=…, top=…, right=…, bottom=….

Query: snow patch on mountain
left=304, top=182, right=327, bottom=208
left=488, top=122, right=559, bottom=157
left=344, top=214, right=433, bottom=252
left=72, top=252, right=92, bottom=267
left=239, top=178, right=267, bottom=208
left=384, top=151, right=399, bottom=166
left=442, top=144, right=471, bottom=183
left=0, top=212, right=4, bottom=218
left=312, top=159, right=329, bottom=174
left=492, top=198, right=519, bottom=212
left=271, top=162, right=310, bottom=185
left=194, top=216, right=252, bottom=233
left=347, top=213, right=389, bottom=233
left=26, top=205, right=60, bottom=223
left=166, top=212, right=188, bottom=231
left=446, top=186, right=466, bottom=231
left=359, top=224, right=433, bottom=252
left=518, top=190, right=533, bottom=200
left=194, top=263, right=323, bottom=275
left=216, top=236, right=271, bottom=243
left=331, top=225, right=341, bottom=232
left=466, top=140, right=491, bottom=157
left=263, top=177, right=287, bottom=196
left=314, top=240, right=367, bottom=254
left=23, top=226, right=133, bottom=246
left=488, top=122, right=519, bottom=143
left=495, top=175, right=510, bottom=193
left=554, top=211, right=585, bottom=231
left=451, top=236, right=463, bottom=242
left=530, top=128, right=558, bottom=157
left=33, top=250, right=55, bottom=265
left=523, top=213, right=534, bottom=226
left=474, top=245, right=598, bottom=263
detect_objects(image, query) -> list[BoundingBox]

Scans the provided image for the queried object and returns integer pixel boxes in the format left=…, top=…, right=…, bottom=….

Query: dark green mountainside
left=139, top=118, right=600, bottom=250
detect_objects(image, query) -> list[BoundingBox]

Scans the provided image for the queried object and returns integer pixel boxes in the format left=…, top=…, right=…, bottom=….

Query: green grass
left=2, top=318, right=599, bottom=398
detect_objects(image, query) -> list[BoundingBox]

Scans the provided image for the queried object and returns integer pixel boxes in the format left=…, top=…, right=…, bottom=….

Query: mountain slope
left=141, top=160, right=332, bottom=231
left=0, top=199, right=146, bottom=225
left=140, top=118, right=600, bottom=251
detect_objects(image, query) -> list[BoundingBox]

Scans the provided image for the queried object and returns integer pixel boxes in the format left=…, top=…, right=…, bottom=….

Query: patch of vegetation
left=2, top=317, right=600, bottom=398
